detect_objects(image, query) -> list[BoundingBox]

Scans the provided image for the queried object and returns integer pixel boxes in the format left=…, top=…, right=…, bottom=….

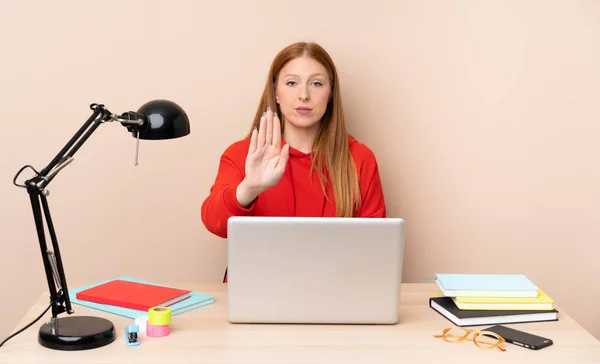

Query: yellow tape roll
left=148, top=306, right=172, bottom=325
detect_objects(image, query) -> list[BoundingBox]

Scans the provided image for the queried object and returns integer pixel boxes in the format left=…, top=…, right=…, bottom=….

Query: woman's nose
left=298, top=86, right=309, bottom=101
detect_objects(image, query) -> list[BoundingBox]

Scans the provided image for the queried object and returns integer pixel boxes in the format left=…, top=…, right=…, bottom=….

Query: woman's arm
left=201, top=145, right=258, bottom=238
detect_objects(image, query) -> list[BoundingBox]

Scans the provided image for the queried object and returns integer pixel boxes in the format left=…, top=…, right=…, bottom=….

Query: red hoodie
left=201, top=136, right=387, bottom=240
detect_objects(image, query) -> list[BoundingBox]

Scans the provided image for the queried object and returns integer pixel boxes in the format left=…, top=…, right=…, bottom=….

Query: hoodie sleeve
left=355, top=145, right=387, bottom=218
left=201, top=141, right=255, bottom=238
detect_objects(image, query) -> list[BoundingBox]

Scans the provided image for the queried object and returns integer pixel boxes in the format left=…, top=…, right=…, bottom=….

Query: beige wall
left=1, top=0, right=599, bottom=341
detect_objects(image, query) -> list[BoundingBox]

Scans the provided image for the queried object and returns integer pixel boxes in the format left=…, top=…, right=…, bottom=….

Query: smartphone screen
left=482, top=325, right=553, bottom=350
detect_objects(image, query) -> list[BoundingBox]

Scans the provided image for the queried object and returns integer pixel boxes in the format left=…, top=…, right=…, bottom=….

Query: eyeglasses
left=434, top=326, right=506, bottom=352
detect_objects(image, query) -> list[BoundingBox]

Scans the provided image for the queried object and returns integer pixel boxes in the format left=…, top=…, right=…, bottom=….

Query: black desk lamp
left=9, top=100, right=190, bottom=351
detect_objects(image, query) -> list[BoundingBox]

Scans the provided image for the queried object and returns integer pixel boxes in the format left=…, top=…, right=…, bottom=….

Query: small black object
left=482, top=325, right=554, bottom=350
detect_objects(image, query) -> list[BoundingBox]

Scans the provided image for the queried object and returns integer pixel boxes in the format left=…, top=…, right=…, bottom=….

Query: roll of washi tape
left=148, top=306, right=172, bottom=326
left=146, top=322, right=170, bottom=337
left=135, top=316, right=148, bottom=333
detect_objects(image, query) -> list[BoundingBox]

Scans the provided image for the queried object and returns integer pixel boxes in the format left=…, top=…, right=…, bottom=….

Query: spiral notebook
left=69, top=276, right=215, bottom=319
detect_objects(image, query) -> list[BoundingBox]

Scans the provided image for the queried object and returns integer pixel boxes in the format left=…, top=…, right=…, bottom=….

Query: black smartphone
left=482, top=325, right=553, bottom=350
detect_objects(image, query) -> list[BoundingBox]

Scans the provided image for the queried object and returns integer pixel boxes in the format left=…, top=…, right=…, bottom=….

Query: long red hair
left=247, top=42, right=360, bottom=216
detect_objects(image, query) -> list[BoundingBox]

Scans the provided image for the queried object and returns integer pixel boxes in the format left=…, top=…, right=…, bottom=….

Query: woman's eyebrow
left=282, top=73, right=326, bottom=78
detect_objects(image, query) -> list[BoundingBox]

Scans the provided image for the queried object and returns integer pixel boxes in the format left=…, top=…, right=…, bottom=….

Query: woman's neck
left=282, top=123, right=320, bottom=154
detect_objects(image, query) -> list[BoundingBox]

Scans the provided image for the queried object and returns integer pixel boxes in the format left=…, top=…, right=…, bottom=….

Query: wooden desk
left=1, top=283, right=599, bottom=363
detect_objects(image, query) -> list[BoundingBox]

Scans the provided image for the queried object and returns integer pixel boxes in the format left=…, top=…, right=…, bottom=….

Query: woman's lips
left=295, top=107, right=312, bottom=115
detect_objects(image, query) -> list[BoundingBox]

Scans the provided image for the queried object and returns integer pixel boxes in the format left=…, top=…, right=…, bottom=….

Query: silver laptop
left=226, top=216, right=405, bottom=324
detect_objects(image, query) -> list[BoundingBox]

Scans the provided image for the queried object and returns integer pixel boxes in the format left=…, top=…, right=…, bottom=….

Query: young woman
left=201, top=41, right=386, bottom=245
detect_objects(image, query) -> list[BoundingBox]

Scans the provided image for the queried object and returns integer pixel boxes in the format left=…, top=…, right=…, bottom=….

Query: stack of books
left=69, top=276, right=215, bottom=319
left=429, top=273, right=558, bottom=327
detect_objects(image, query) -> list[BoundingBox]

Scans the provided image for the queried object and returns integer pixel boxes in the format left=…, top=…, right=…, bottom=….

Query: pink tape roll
left=146, top=322, right=170, bottom=337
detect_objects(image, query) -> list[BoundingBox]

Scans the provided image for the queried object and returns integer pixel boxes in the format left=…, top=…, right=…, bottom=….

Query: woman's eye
left=286, top=81, right=296, bottom=86
left=312, top=81, right=323, bottom=86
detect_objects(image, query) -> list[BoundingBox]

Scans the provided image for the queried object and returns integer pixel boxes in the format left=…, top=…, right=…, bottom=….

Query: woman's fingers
left=272, top=111, right=281, bottom=146
left=248, top=126, right=258, bottom=154
left=275, top=142, right=290, bottom=175
left=257, top=112, right=267, bottom=149
left=265, top=108, right=274, bottom=146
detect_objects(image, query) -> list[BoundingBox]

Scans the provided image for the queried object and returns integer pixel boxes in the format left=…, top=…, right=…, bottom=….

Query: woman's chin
left=285, top=119, right=321, bottom=130
left=284, top=113, right=323, bottom=129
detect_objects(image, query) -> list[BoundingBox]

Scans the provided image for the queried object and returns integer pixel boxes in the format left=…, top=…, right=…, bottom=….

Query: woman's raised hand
left=236, top=108, right=290, bottom=207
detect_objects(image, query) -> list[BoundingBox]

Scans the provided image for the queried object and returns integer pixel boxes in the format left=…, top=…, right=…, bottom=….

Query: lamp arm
left=36, top=104, right=108, bottom=184
left=23, top=104, right=144, bottom=190
left=12, top=103, right=145, bottom=322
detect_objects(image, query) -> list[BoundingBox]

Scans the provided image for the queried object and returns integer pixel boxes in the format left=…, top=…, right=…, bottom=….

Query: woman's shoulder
left=347, top=136, right=378, bottom=164
left=221, top=137, right=251, bottom=158
left=214, top=138, right=251, bottom=171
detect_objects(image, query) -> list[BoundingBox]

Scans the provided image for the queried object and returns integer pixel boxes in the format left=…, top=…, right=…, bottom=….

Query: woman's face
left=275, top=56, right=331, bottom=132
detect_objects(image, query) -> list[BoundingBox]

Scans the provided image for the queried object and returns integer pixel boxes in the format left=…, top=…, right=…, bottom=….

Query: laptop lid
left=226, top=216, right=405, bottom=324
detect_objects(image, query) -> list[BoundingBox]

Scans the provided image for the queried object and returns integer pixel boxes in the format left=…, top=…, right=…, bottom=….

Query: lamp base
left=38, top=316, right=115, bottom=350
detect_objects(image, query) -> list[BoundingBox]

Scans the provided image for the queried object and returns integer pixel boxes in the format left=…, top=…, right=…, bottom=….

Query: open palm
left=244, top=109, right=290, bottom=193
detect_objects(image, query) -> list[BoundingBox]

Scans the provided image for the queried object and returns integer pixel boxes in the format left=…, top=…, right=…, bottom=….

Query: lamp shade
left=135, top=99, right=190, bottom=140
